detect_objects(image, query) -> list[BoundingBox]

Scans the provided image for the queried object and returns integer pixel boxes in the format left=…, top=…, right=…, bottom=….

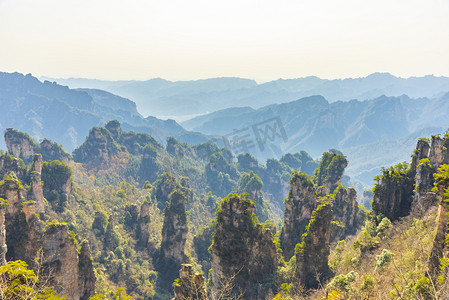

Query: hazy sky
left=1, top=0, right=448, bottom=82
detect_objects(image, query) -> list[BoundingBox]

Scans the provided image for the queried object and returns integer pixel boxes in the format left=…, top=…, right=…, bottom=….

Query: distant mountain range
left=4, top=71, right=449, bottom=190
left=182, top=93, right=449, bottom=188
left=43, top=73, right=449, bottom=119
left=0, top=72, right=208, bottom=151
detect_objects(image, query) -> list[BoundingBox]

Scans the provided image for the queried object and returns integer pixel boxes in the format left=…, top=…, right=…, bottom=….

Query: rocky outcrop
left=78, top=240, right=96, bottom=300
left=331, top=186, right=363, bottom=243
left=280, top=172, right=317, bottom=261
left=371, top=163, right=414, bottom=221
left=296, top=198, right=333, bottom=289
left=193, top=225, right=213, bottom=276
left=429, top=135, right=449, bottom=168
left=157, top=190, right=188, bottom=290
left=72, top=127, right=122, bottom=164
left=39, top=139, right=72, bottom=164
left=0, top=152, right=96, bottom=299
left=105, top=120, right=121, bottom=140
left=173, top=264, right=207, bottom=300
left=42, top=221, right=82, bottom=299
left=152, top=172, right=183, bottom=210
left=314, top=152, right=348, bottom=194
left=410, top=139, right=431, bottom=175
left=235, top=171, right=271, bottom=222
left=428, top=164, right=449, bottom=281
left=210, top=194, right=277, bottom=299
left=412, top=159, right=437, bottom=214
left=29, top=154, right=45, bottom=214
left=4, top=128, right=38, bottom=164
left=5, top=128, right=72, bottom=164
left=136, top=201, right=152, bottom=249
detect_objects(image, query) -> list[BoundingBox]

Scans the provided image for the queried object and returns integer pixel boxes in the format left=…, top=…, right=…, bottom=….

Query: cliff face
left=136, top=201, right=152, bottom=249
left=0, top=152, right=96, bottom=299
left=210, top=194, right=277, bottom=299
left=331, top=186, right=363, bottom=243
left=371, top=164, right=414, bottom=221
left=193, top=225, right=213, bottom=277
left=4, top=128, right=38, bottom=164
left=72, top=126, right=121, bottom=164
left=29, top=154, right=45, bottom=214
left=5, top=128, right=72, bottom=164
left=296, top=198, right=333, bottom=289
left=428, top=163, right=449, bottom=280
left=158, top=190, right=189, bottom=290
left=78, top=240, right=97, bottom=300
left=72, top=121, right=163, bottom=167
left=373, top=136, right=449, bottom=221
left=280, top=172, right=317, bottom=261
left=173, top=264, right=207, bottom=300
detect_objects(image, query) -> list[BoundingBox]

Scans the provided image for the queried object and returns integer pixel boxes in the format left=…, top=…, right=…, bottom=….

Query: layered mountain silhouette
left=182, top=94, right=449, bottom=187
left=0, top=72, right=208, bottom=151
left=44, top=73, right=449, bottom=118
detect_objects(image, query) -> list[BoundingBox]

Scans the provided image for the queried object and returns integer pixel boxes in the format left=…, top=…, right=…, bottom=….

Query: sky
left=0, top=0, right=448, bottom=82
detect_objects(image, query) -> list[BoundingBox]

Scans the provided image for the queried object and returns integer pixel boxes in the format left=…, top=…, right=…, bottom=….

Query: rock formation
left=331, top=185, right=363, bottom=243
left=157, top=190, right=188, bottom=290
left=280, top=172, right=317, bottom=261
left=193, top=225, right=214, bottom=276
left=210, top=194, right=277, bottom=299
left=0, top=152, right=96, bottom=299
left=78, top=240, right=97, bottom=300
left=5, top=128, right=72, bottom=164
left=313, top=152, right=348, bottom=194
left=296, top=197, right=333, bottom=289
left=136, top=201, right=152, bottom=249
left=72, top=126, right=122, bottom=164
left=235, top=171, right=271, bottom=222
left=29, top=154, right=45, bottom=214
left=173, top=264, right=207, bottom=300
left=371, top=163, right=414, bottom=221
left=4, top=128, right=38, bottom=164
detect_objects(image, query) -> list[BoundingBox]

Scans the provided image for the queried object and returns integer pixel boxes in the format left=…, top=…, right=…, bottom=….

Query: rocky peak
left=296, top=197, right=333, bottom=289
left=235, top=171, right=270, bottom=222
left=410, top=138, right=430, bottom=173
left=78, top=240, right=96, bottom=300
left=4, top=128, right=72, bottom=164
left=136, top=201, right=152, bottom=249
left=29, top=154, right=45, bottom=214
left=280, top=171, right=317, bottom=261
left=158, top=190, right=188, bottom=290
left=4, top=128, right=38, bottom=164
left=371, top=162, right=414, bottom=221
left=428, top=135, right=449, bottom=168
left=38, top=138, right=72, bottom=164
left=313, top=152, right=348, bottom=194
left=105, top=120, right=121, bottom=140
left=210, top=194, right=277, bottom=299
left=331, top=185, right=363, bottom=243
left=0, top=152, right=96, bottom=299
left=72, top=126, right=122, bottom=164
